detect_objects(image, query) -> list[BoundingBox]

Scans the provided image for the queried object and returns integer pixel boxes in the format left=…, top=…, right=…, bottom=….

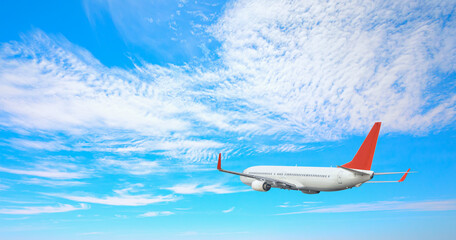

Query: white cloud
left=19, top=178, right=87, bottom=187
left=0, top=183, right=9, bottom=191
left=0, top=0, right=455, bottom=162
left=0, top=166, right=87, bottom=180
left=0, top=30, right=226, bottom=162
left=0, top=199, right=41, bottom=204
left=8, top=139, right=70, bottom=151
left=222, top=206, right=235, bottom=213
left=0, top=203, right=89, bottom=215
left=0, top=156, right=89, bottom=181
left=97, top=158, right=165, bottom=175
left=47, top=184, right=180, bottom=206
left=163, top=183, right=250, bottom=194
left=49, top=194, right=177, bottom=206
left=256, top=144, right=322, bottom=153
left=210, top=0, right=456, bottom=138
left=139, top=211, right=174, bottom=217
left=94, top=138, right=224, bottom=163
left=278, top=199, right=456, bottom=215
left=0, top=184, right=9, bottom=191
left=277, top=201, right=321, bottom=208
left=0, top=37, right=192, bottom=136
left=174, top=207, right=191, bottom=211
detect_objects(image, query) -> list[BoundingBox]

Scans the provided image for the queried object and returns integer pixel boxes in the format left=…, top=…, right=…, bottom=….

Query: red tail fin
left=341, top=122, right=381, bottom=170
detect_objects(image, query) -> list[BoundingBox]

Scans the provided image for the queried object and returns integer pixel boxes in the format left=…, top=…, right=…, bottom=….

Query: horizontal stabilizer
left=375, top=171, right=416, bottom=175
left=368, top=168, right=411, bottom=183
left=367, top=181, right=400, bottom=183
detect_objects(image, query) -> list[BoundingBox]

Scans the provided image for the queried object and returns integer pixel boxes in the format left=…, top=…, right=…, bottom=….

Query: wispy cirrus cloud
left=0, top=158, right=89, bottom=180
left=277, top=199, right=456, bottom=215
left=210, top=0, right=456, bottom=137
left=47, top=184, right=180, bottom=206
left=222, top=206, right=235, bottom=213
left=277, top=201, right=321, bottom=208
left=163, top=183, right=250, bottom=194
left=19, top=178, right=87, bottom=187
left=0, top=184, right=9, bottom=191
left=0, top=166, right=87, bottom=180
left=256, top=144, right=323, bottom=153
left=0, top=203, right=89, bottom=215
left=97, top=158, right=165, bottom=175
left=139, top=211, right=174, bottom=217
left=7, top=139, right=70, bottom=151
left=0, top=0, right=455, bottom=164
left=0, top=30, right=228, bottom=162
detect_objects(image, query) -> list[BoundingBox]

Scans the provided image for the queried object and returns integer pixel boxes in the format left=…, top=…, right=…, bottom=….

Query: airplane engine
left=251, top=180, right=271, bottom=192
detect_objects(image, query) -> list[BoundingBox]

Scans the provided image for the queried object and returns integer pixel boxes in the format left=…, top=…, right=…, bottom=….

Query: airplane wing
left=368, top=168, right=411, bottom=183
left=217, top=153, right=298, bottom=190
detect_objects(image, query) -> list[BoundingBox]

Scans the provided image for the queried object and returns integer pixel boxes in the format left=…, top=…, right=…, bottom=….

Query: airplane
left=217, top=122, right=411, bottom=194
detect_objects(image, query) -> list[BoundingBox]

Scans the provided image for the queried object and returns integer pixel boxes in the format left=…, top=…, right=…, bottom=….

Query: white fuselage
left=240, top=166, right=373, bottom=192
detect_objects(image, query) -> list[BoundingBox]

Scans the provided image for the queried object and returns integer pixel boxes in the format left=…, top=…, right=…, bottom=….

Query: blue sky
left=0, top=0, right=455, bottom=239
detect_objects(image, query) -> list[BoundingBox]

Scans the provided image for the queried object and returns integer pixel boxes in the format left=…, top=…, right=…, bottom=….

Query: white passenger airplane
left=217, top=122, right=410, bottom=194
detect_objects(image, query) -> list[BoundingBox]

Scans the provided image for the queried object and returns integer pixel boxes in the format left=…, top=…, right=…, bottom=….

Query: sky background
left=0, top=0, right=455, bottom=239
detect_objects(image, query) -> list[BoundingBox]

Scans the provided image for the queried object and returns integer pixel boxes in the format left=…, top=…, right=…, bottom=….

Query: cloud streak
left=277, top=199, right=456, bottom=215
left=0, top=203, right=89, bottom=215
left=0, top=184, right=9, bottom=191
left=163, top=183, right=250, bottom=194
left=139, top=211, right=174, bottom=217
left=7, top=139, right=70, bottom=151
left=0, top=166, right=87, bottom=180
left=97, top=158, right=165, bottom=175
left=222, top=206, right=235, bottom=213
left=47, top=184, right=180, bottom=206
left=19, top=178, right=87, bottom=187
left=277, top=201, right=321, bottom=208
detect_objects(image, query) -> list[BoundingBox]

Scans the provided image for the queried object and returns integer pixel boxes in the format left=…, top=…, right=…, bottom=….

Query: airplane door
left=337, top=170, right=343, bottom=184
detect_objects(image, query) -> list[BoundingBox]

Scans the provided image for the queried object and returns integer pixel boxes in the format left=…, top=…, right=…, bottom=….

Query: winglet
left=217, top=153, right=222, bottom=170
left=398, top=168, right=410, bottom=182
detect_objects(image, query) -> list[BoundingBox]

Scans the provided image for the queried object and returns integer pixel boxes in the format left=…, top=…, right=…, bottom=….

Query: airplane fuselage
left=240, top=166, right=373, bottom=193
left=217, top=122, right=410, bottom=194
